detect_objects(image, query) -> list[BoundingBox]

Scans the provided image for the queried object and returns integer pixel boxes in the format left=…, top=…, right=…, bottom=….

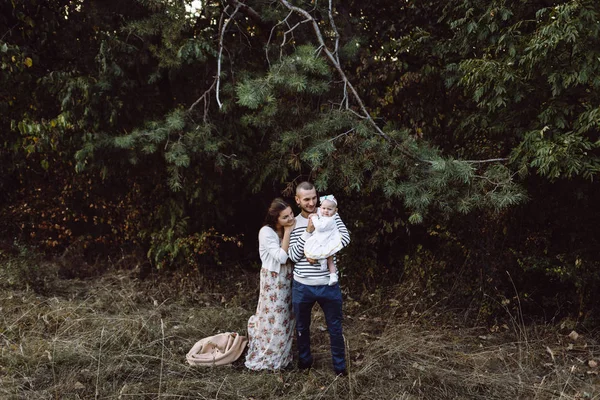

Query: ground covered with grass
left=1, top=264, right=599, bottom=400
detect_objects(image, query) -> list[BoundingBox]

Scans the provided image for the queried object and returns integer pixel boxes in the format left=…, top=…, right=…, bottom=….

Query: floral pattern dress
left=244, top=263, right=295, bottom=370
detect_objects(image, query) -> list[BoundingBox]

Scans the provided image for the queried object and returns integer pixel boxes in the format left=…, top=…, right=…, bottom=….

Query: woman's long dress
left=245, top=227, right=295, bottom=370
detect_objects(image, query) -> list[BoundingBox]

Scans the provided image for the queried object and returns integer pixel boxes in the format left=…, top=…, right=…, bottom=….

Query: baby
left=304, top=195, right=343, bottom=286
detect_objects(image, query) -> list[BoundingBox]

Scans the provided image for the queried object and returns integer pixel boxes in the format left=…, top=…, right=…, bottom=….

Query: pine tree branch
left=278, top=0, right=392, bottom=143
left=212, top=1, right=417, bottom=161
left=464, top=158, right=510, bottom=164
left=188, top=3, right=241, bottom=118
left=275, top=2, right=516, bottom=171
left=327, top=0, right=341, bottom=66
left=328, top=128, right=355, bottom=142
left=188, top=4, right=239, bottom=117
left=213, top=1, right=512, bottom=171
left=325, top=0, right=349, bottom=110
left=224, top=0, right=263, bottom=25
left=266, top=11, right=293, bottom=67
left=282, top=17, right=311, bottom=51
left=188, top=78, right=216, bottom=122
left=473, top=174, right=504, bottom=187
left=474, top=169, right=518, bottom=196
left=216, top=4, right=241, bottom=110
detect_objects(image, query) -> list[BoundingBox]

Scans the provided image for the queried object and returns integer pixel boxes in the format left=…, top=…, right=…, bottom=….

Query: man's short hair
left=296, top=181, right=315, bottom=194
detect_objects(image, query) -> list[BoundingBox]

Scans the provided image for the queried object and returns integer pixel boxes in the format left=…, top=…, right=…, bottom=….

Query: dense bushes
left=1, top=0, right=599, bottom=322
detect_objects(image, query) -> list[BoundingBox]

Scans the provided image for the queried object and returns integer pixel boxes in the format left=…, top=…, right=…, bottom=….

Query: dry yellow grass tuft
left=0, top=269, right=599, bottom=399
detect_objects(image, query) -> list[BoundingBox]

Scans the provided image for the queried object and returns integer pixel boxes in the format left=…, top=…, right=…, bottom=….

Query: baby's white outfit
left=304, top=212, right=343, bottom=270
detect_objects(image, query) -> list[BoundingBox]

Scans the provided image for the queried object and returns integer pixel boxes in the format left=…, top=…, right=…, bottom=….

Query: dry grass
left=0, top=268, right=599, bottom=400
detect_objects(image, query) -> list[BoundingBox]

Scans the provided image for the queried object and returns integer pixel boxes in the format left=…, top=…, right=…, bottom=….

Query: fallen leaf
left=568, top=330, right=579, bottom=341
left=589, top=360, right=598, bottom=368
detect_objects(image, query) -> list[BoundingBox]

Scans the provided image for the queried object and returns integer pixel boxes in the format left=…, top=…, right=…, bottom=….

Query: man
left=288, top=181, right=351, bottom=376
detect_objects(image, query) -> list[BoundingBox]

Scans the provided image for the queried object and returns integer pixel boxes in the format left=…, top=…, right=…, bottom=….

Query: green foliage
left=236, top=45, right=330, bottom=110
left=177, top=38, right=216, bottom=64
left=514, top=128, right=600, bottom=180
left=443, top=0, right=600, bottom=181
left=2, top=0, right=600, bottom=319
left=148, top=226, right=242, bottom=270
left=403, top=244, right=448, bottom=292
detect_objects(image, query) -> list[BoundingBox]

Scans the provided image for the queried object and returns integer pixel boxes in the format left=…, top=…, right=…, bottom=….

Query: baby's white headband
left=319, top=194, right=337, bottom=205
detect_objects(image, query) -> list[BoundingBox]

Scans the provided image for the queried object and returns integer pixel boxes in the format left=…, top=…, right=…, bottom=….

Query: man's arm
left=288, top=226, right=310, bottom=263
left=334, top=213, right=351, bottom=248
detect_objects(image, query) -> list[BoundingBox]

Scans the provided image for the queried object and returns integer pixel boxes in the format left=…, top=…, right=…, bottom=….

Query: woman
left=245, top=198, right=296, bottom=371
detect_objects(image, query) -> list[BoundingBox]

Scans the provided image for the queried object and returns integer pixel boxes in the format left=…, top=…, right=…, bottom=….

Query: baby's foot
left=328, top=273, right=338, bottom=286
left=320, top=260, right=328, bottom=271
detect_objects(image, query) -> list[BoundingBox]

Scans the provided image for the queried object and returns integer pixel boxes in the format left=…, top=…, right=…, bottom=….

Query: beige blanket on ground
left=186, top=332, right=248, bottom=366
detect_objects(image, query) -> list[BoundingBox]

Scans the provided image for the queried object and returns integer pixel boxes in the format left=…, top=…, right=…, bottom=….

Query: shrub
left=0, top=242, right=57, bottom=294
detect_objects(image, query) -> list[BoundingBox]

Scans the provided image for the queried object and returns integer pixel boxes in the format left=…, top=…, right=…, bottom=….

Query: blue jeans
left=292, top=280, right=346, bottom=373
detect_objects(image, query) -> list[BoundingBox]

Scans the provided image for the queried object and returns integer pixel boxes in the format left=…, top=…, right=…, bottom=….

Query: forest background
left=1, top=1, right=600, bottom=398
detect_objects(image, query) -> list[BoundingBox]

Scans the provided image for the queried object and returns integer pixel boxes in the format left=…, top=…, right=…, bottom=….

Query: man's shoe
left=298, top=361, right=313, bottom=371
left=334, top=368, right=348, bottom=376
left=281, top=363, right=295, bottom=371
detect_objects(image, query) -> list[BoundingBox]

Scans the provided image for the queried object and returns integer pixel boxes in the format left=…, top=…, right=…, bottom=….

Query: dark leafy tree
left=1, top=0, right=599, bottom=318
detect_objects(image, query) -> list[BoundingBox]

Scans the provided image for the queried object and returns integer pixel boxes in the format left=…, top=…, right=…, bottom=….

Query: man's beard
left=301, top=205, right=315, bottom=214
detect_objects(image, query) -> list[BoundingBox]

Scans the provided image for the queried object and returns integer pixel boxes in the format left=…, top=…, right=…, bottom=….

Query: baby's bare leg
left=327, top=256, right=335, bottom=274
left=327, top=256, right=338, bottom=286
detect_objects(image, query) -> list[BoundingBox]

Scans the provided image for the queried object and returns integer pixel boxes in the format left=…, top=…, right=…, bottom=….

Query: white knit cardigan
left=258, top=225, right=289, bottom=273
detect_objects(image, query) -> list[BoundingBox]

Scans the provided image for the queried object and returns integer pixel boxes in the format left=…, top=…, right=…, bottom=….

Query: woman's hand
left=284, top=217, right=296, bottom=233
left=280, top=218, right=295, bottom=254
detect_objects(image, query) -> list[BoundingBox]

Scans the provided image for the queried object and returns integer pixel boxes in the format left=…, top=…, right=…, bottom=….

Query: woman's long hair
left=264, top=198, right=291, bottom=229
